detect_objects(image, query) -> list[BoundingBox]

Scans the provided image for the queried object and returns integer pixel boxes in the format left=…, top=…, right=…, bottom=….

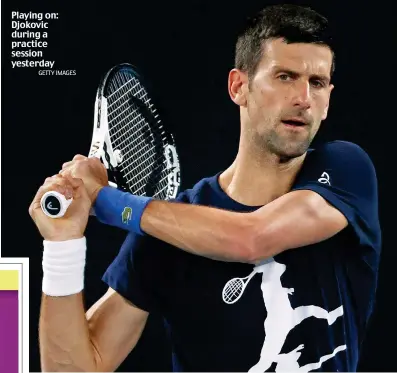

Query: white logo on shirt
left=318, top=172, right=331, bottom=185
left=223, top=259, right=346, bottom=372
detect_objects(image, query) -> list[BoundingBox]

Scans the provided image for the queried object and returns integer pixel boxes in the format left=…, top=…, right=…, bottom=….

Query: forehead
left=258, top=38, right=333, bottom=77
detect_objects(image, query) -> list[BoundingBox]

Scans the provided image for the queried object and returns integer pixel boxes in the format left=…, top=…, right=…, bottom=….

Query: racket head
left=222, top=278, right=245, bottom=304
left=95, top=63, right=181, bottom=200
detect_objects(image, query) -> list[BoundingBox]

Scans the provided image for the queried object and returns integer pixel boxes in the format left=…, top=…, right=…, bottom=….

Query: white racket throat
left=40, top=95, right=118, bottom=219
left=89, top=96, right=119, bottom=169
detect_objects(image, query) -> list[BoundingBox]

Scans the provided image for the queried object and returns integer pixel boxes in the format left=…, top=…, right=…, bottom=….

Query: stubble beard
left=253, top=121, right=314, bottom=162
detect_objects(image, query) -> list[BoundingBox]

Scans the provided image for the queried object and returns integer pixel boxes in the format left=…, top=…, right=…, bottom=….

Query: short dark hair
left=235, top=4, right=335, bottom=80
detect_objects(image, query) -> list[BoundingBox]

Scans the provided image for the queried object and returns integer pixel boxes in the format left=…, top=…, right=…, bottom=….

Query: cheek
left=261, top=83, right=282, bottom=103
left=313, top=92, right=330, bottom=116
left=252, top=83, right=285, bottom=116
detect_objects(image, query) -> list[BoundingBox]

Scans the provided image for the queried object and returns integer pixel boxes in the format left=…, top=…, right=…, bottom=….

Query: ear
left=228, top=69, right=248, bottom=107
left=321, top=84, right=334, bottom=120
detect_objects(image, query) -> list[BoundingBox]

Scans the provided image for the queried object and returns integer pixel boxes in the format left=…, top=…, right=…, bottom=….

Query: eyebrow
left=273, top=66, right=330, bottom=84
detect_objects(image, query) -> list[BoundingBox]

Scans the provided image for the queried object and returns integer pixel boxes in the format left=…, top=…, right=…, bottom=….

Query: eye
left=278, top=74, right=292, bottom=81
left=310, top=80, right=325, bottom=88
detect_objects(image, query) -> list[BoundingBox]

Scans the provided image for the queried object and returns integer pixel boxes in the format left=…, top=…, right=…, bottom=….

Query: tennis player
left=29, top=4, right=381, bottom=372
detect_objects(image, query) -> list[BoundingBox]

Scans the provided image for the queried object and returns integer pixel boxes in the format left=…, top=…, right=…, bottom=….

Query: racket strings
left=105, top=70, right=171, bottom=199
left=110, top=117, right=164, bottom=151
left=108, top=94, right=149, bottom=133
left=112, top=106, right=163, bottom=190
left=107, top=77, right=139, bottom=102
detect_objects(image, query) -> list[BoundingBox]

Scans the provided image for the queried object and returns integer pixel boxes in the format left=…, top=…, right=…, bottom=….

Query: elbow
left=229, top=215, right=262, bottom=264
left=244, top=230, right=266, bottom=264
left=90, top=338, right=105, bottom=373
left=234, top=213, right=282, bottom=264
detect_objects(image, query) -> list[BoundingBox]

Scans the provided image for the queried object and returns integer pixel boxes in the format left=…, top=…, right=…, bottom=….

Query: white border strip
left=0, top=258, right=29, bottom=373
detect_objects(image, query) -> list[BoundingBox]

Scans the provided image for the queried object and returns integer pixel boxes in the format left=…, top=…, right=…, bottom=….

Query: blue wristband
left=93, top=186, right=153, bottom=235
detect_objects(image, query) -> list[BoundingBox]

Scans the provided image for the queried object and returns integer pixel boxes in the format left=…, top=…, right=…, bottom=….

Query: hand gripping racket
left=40, top=63, right=181, bottom=218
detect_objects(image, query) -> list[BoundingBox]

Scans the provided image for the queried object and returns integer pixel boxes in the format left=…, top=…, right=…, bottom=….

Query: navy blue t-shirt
left=102, top=140, right=381, bottom=372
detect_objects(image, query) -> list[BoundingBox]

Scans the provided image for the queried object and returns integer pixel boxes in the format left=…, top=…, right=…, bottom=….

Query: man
left=29, top=4, right=381, bottom=372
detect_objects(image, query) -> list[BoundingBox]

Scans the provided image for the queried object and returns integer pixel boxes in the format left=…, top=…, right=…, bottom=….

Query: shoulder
left=306, top=140, right=377, bottom=176
left=311, top=140, right=374, bottom=164
left=294, top=139, right=379, bottom=203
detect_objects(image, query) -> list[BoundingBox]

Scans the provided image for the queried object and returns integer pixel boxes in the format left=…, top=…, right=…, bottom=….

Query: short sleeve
left=101, top=189, right=192, bottom=313
left=292, top=141, right=381, bottom=252
left=102, top=233, right=160, bottom=312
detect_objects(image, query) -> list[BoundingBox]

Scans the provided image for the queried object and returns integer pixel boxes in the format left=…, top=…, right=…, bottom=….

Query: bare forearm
left=141, top=200, right=254, bottom=262
left=39, top=293, right=98, bottom=372
left=139, top=191, right=347, bottom=265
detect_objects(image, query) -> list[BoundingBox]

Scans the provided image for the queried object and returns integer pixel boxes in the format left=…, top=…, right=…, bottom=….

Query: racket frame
left=40, top=63, right=181, bottom=219
left=94, top=63, right=181, bottom=198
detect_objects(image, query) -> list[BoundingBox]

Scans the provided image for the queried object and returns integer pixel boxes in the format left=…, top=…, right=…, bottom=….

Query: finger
left=42, top=175, right=74, bottom=199
left=29, top=177, right=74, bottom=217
left=65, top=177, right=90, bottom=201
left=90, top=157, right=102, bottom=165
left=60, top=158, right=87, bottom=176
left=60, top=167, right=73, bottom=177
left=60, top=161, right=81, bottom=177
left=61, top=174, right=85, bottom=190
left=61, top=161, right=73, bottom=170
left=73, top=154, right=86, bottom=161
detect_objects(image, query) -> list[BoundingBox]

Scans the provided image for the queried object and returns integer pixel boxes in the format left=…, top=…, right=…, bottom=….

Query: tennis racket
left=40, top=63, right=181, bottom=218
left=222, top=267, right=260, bottom=304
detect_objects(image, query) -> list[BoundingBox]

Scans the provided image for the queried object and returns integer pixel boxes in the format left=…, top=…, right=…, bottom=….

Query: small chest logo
left=318, top=172, right=331, bottom=185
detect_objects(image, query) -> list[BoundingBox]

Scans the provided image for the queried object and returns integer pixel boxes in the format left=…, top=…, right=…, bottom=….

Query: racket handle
left=40, top=191, right=73, bottom=218
left=40, top=181, right=118, bottom=219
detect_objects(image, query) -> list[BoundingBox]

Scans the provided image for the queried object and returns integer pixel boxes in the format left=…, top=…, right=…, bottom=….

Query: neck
left=219, top=139, right=307, bottom=207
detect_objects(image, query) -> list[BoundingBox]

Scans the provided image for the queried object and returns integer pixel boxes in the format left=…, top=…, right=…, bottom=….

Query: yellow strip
left=0, top=270, right=19, bottom=290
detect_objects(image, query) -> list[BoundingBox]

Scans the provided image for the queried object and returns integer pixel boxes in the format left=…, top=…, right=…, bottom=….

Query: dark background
left=1, top=0, right=395, bottom=371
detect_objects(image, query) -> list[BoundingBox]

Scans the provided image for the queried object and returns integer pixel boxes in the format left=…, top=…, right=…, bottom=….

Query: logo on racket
left=121, top=207, right=132, bottom=224
left=46, top=202, right=57, bottom=211
left=89, top=140, right=101, bottom=157
left=164, top=144, right=180, bottom=199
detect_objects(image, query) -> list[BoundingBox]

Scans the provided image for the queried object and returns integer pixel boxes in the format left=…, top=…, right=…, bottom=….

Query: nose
left=291, top=81, right=311, bottom=109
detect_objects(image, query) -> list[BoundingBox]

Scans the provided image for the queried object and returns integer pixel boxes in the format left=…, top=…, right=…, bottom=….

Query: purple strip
left=0, top=290, right=18, bottom=373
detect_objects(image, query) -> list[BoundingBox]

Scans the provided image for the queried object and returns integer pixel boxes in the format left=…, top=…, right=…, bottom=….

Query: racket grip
left=40, top=191, right=73, bottom=219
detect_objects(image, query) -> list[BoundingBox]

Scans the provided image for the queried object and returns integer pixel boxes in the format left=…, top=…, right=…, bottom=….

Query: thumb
left=62, top=174, right=83, bottom=188
left=63, top=175, right=87, bottom=199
